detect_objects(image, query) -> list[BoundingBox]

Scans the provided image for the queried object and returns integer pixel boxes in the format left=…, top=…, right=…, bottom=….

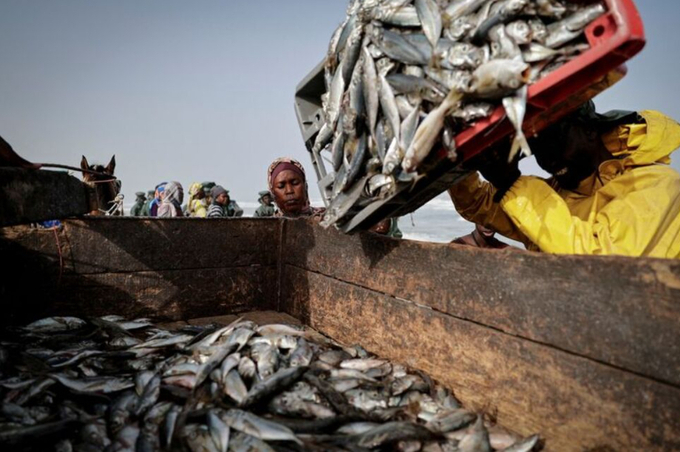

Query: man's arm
left=448, top=172, right=531, bottom=246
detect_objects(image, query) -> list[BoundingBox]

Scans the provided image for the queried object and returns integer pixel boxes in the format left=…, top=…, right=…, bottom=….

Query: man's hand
left=478, top=145, right=521, bottom=203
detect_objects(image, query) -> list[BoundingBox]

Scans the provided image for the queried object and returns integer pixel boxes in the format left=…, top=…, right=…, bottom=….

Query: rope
left=36, top=163, right=118, bottom=179
left=52, top=226, right=64, bottom=286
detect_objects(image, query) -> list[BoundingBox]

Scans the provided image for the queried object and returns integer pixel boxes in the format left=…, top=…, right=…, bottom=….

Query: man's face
left=272, top=170, right=306, bottom=215
left=532, top=120, right=601, bottom=190
left=216, top=193, right=229, bottom=206
left=263, top=194, right=272, bottom=205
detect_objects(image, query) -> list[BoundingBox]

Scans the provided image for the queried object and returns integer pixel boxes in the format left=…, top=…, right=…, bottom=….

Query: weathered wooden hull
left=1, top=217, right=679, bottom=451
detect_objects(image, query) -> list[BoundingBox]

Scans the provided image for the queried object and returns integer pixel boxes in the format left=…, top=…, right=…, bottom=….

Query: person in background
left=129, top=192, right=146, bottom=216
left=254, top=190, right=276, bottom=217
left=207, top=185, right=230, bottom=218
left=449, top=101, right=680, bottom=257
left=267, top=157, right=325, bottom=220
left=149, top=182, right=167, bottom=217
left=157, top=181, right=184, bottom=218
left=186, top=182, right=208, bottom=217
left=202, top=181, right=216, bottom=206
left=451, top=224, right=509, bottom=249
left=227, top=196, right=244, bottom=217
left=142, top=190, right=154, bottom=216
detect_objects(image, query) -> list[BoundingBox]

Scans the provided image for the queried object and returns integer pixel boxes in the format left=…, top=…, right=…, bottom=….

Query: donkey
left=80, top=155, right=123, bottom=215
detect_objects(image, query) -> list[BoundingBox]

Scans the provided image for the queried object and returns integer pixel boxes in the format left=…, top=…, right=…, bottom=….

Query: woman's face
left=272, top=169, right=306, bottom=215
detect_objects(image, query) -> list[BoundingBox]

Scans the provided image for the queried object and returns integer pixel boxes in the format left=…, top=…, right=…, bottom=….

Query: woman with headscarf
left=186, top=182, right=208, bottom=217
left=267, top=157, right=325, bottom=220
left=157, top=181, right=184, bottom=218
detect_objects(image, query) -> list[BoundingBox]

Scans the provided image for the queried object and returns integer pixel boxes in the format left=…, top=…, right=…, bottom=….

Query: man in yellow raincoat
left=448, top=102, right=680, bottom=258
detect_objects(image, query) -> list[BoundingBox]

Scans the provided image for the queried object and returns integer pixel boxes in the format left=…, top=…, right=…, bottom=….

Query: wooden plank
left=1, top=217, right=281, bottom=274
left=0, top=168, right=91, bottom=227
left=282, top=220, right=680, bottom=387
left=3, top=266, right=276, bottom=324
left=281, top=265, right=680, bottom=451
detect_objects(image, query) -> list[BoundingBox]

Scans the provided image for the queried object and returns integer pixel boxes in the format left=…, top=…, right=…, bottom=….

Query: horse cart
left=1, top=214, right=679, bottom=451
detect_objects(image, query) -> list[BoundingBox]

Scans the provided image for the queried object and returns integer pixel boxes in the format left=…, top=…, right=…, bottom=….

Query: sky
left=1, top=0, right=679, bottom=207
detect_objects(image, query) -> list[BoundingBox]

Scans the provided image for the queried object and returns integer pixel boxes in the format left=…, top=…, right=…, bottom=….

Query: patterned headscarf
left=267, top=157, right=306, bottom=192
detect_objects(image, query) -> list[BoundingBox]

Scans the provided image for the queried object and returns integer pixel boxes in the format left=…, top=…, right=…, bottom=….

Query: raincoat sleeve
left=500, top=167, right=680, bottom=256
left=448, top=172, right=531, bottom=246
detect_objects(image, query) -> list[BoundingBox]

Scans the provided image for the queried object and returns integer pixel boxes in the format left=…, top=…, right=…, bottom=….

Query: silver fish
left=442, top=43, right=487, bottom=70
left=51, top=374, right=134, bottom=394
left=528, top=18, right=548, bottom=43
left=224, top=369, right=248, bottom=405
left=458, top=416, right=492, bottom=452
left=207, top=411, right=230, bottom=452
left=382, top=137, right=403, bottom=175
left=250, top=343, right=278, bottom=379
left=312, top=122, right=333, bottom=153
left=25, top=316, right=85, bottom=333
left=501, top=433, right=540, bottom=452
left=240, top=366, right=308, bottom=408
left=415, top=0, right=442, bottom=48
left=402, top=88, right=463, bottom=173
left=341, top=23, right=364, bottom=85
left=444, top=0, right=489, bottom=23
left=425, top=409, right=476, bottom=433
left=237, top=356, right=257, bottom=380
left=379, top=74, right=401, bottom=145
left=326, top=59, right=347, bottom=128
left=545, top=3, right=607, bottom=48
left=373, top=5, right=421, bottom=27
left=506, top=20, right=532, bottom=44
left=399, top=100, right=421, bottom=155
left=503, top=85, right=531, bottom=161
left=228, top=432, right=276, bottom=452
left=256, top=324, right=305, bottom=337
left=289, top=338, right=314, bottom=367
left=362, top=47, right=380, bottom=140
left=183, top=424, right=218, bottom=452
left=386, top=73, right=445, bottom=103
left=221, top=409, right=302, bottom=444
left=369, top=25, right=427, bottom=66
left=469, top=59, right=529, bottom=99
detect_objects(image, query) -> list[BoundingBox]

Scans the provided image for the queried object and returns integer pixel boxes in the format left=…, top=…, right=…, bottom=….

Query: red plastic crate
left=440, top=0, right=646, bottom=165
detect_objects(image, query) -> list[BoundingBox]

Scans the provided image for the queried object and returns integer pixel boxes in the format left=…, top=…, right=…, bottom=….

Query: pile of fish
left=315, top=0, right=607, bottom=227
left=0, top=315, right=541, bottom=451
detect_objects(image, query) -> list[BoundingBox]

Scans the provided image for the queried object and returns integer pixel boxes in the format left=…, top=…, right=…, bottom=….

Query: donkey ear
left=105, top=155, right=116, bottom=174
left=80, top=155, right=89, bottom=171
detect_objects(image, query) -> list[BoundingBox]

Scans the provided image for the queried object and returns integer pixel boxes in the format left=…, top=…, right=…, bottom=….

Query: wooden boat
left=1, top=217, right=679, bottom=450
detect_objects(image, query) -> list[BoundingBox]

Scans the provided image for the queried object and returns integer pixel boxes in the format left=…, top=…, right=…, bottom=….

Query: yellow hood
left=602, top=110, right=680, bottom=166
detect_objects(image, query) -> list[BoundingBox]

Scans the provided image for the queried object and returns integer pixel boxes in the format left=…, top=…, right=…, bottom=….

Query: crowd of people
left=126, top=158, right=404, bottom=238
left=128, top=180, right=268, bottom=219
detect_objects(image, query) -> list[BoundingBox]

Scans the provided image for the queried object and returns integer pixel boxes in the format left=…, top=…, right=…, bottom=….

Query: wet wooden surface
left=0, top=219, right=281, bottom=324
left=283, top=220, right=680, bottom=387
left=282, top=265, right=680, bottom=451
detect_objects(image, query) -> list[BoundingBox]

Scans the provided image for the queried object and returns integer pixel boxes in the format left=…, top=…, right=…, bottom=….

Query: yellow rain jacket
left=449, top=111, right=680, bottom=258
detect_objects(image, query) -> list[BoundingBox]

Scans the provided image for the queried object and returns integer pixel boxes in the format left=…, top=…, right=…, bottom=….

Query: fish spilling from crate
left=316, top=0, right=606, bottom=228
left=0, top=315, right=540, bottom=451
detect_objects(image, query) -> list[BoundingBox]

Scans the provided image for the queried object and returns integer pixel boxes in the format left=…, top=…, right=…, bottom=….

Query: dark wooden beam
left=0, top=167, right=91, bottom=226
left=282, top=220, right=680, bottom=387
left=281, top=265, right=680, bottom=451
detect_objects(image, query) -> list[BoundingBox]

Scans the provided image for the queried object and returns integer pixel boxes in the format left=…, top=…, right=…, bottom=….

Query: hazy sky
left=1, top=0, right=679, bottom=206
